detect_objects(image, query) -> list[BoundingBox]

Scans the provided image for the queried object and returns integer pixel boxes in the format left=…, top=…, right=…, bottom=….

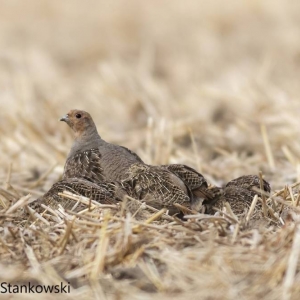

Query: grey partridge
left=204, top=175, right=271, bottom=215
left=123, top=163, right=197, bottom=215
left=60, top=109, right=144, bottom=183
left=60, top=110, right=216, bottom=214
left=30, top=178, right=127, bottom=212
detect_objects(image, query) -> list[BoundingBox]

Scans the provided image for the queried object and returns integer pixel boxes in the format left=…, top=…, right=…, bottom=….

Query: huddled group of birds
left=30, top=109, right=271, bottom=218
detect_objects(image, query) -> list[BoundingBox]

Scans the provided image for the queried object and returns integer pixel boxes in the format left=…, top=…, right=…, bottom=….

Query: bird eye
left=75, top=113, right=82, bottom=119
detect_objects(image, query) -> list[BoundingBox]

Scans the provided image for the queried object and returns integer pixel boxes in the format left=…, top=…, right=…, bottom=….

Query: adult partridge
left=60, top=110, right=215, bottom=214
left=60, top=110, right=144, bottom=183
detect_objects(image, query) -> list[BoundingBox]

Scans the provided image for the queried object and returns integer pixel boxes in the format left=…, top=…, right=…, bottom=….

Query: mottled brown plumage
left=63, top=148, right=104, bottom=182
left=210, top=187, right=257, bottom=215
left=123, top=163, right=191, bottom=214
left=225, top=175, right=270, bottom=193
left=61, top=109, right=143, bottom=182
left=204, top=175, right=271, bottom=215
left=162, top=164, right=207, bottom=190
left=30, top=178, right=127, bottom=212
left=162, top=164, right=217, bottom=209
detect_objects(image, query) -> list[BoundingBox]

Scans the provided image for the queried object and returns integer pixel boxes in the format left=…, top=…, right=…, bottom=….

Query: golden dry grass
left=1, top=0, right=300, bottom=299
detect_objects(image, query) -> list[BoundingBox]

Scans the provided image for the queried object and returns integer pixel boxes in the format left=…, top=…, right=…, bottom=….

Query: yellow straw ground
left=1, top=1, right=300, bottom=299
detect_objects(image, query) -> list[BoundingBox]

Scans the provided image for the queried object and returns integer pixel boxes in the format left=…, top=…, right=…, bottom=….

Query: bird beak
left=60, top=114, right=69, bottom=122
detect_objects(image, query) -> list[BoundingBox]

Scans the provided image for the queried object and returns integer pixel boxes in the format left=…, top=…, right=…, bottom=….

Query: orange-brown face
left=60, top=109, right=94, bottom=135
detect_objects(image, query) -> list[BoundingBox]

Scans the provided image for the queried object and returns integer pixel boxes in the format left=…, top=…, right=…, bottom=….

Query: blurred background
left=1, top=0, right=300, bottom=191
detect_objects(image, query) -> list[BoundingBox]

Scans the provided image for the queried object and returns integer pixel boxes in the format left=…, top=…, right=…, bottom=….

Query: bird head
left=60, top=109, right=98, bottom=138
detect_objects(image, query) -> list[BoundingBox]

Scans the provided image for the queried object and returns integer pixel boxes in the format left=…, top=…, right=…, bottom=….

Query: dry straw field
left=1, top=1, right=300, bottom=299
